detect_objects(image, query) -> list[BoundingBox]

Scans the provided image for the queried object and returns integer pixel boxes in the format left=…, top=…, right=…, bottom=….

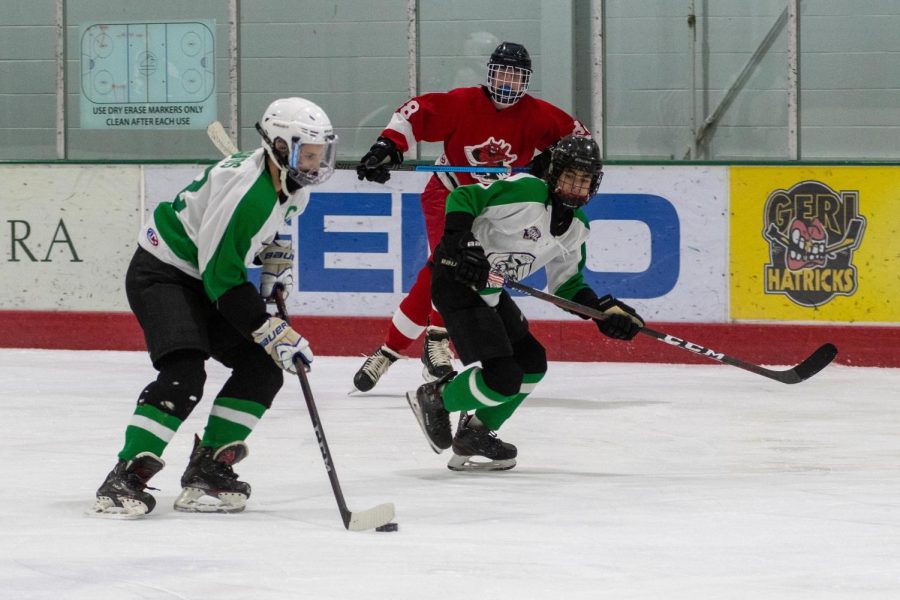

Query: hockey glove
left=437, top=231, right=491, bottom=290
left=251, top=317, right=313, bottom=374
left=593, top=295, right=644, bottom=341
left=356, top=137, right=403, bottom=184
left=258, top=239, right=294, bottom=300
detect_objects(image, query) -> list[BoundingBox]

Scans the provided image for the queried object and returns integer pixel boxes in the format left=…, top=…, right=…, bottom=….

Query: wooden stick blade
left=346, top=502, right=396, bottom=532
left=206, top=120, right=239, bottom=156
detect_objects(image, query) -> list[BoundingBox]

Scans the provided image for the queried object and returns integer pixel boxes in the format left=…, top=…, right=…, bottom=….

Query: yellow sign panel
left=730, top=166, right=900, bottom=322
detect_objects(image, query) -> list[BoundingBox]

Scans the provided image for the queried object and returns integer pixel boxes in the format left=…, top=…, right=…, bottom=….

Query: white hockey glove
left=251, top=317, right=313, bottom=373
left=258, top=239, right=294, bottom=300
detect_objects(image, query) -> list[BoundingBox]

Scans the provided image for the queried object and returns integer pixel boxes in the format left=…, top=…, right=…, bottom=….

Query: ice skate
left=406, top=371, right=456, bottom=453
left=447, top=413, right=517, bottom=471
left=174, top=436, right=250, bottom=513
left=353, top=345, right=401, bottom=392
left=92, top=452, right=165, bottom=518
left=421, top=326, right=454, bottom=382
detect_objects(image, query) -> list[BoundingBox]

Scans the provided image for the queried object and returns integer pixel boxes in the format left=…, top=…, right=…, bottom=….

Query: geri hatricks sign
left=79, top=21, right=216, bottom=130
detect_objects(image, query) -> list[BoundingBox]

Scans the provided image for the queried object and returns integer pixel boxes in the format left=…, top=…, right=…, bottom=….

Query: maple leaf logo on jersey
left=464, top=137, right=517, bottom=183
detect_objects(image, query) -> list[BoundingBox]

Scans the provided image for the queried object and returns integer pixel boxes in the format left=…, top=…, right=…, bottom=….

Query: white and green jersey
left=138, top=148, right=309, bottom=302
left=445, top=173, right=592, bottom=304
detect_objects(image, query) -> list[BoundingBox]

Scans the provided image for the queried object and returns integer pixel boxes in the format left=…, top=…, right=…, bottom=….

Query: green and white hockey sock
left=442, top=367, right=510, bottom=413
left=118, top=403, right=183, bottom=461
left=442, top=368, right=545, bottom=430
left=200, top=397, right=267, bottom=449
left=474, top=371, right=545, bottom=431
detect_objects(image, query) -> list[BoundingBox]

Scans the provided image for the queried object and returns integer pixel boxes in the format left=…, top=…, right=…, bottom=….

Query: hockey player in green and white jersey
left=406, top=135, right=645, bottom=471
left=92, top=97, right=337, bottom=516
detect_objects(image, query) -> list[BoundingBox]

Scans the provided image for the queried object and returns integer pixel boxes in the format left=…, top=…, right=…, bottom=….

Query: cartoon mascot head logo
left=762, top=180, right=866, bottom=307
left=463, top=137, right=517, bottom=183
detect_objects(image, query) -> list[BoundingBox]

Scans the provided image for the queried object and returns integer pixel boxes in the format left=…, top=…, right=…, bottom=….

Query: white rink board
left=0, top=165, right=140, bottom=311
left=10, top=164, right=728, bottom=321
left=277, top=167, right=728, bottom=322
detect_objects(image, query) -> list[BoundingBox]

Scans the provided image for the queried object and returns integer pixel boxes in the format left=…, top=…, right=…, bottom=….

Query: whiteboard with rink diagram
left=80, top=21, right=216, bottom=130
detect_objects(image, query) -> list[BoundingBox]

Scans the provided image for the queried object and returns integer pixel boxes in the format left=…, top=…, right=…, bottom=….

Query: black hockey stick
left=274, top=289, right=396, bottom=531
left=502, top=279, right=837, bottom=384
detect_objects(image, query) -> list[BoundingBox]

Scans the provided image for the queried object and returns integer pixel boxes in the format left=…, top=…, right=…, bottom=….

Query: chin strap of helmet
left=256, top=122, right=283, bottom=165
left=256, top=122, right=305, bottom=194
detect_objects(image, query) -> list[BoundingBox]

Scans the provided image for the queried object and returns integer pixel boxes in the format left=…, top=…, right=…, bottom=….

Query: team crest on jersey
left=522, top=226, right=541, bottom=241
left=146, top=227, right=159, bottom=246
left=761, top=180, right=866, bottom=307
left=464, top=137, right=517, bottom=184
left=488, top=252, right=537, bottom=283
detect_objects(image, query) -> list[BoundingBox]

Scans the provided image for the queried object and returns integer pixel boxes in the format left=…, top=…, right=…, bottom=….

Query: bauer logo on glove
left=258, top=239, right=295, bottom=300
left=251, top=317, right=313, bottom=374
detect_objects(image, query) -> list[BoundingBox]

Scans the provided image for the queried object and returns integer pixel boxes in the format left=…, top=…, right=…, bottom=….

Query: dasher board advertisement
left=143, top=165, right=729, bottom=322
left=730, top=166, right=899, bottom=323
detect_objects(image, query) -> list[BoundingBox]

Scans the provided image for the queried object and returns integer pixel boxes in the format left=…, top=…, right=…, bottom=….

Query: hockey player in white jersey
left=92, top=97, right=337, bottom=516
left=406, top=135, right=645, bottom=471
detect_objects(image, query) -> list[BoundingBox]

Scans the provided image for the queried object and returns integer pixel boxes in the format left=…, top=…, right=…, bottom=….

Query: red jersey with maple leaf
left=380, top=86, right=588, bottom=189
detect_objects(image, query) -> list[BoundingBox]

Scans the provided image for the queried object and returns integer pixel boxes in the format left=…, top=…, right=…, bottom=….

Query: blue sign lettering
left=296, top=191, right=680, bottom=300
left=581, top=194, right=680, bottom=298
left=298, top=192, right=393, bottom=292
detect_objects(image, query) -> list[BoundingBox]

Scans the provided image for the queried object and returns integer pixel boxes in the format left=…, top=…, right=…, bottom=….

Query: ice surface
left=2, top=348, right=899, bottom=599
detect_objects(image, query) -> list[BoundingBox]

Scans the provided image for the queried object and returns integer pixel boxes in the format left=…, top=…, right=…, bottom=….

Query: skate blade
left=87, top=496, right=151, bottom=519
left=173, top=487, right=247, bottom=513
left=447, top=454, right=516, bottom=472
left=405, top=390, right=445, bottom=454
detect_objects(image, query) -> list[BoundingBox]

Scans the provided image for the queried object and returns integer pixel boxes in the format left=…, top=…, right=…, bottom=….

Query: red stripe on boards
left=0, top=311, right=896, bottom=368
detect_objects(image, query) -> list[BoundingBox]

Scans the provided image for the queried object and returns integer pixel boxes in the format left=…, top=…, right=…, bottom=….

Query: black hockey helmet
left=546, top=136, right=603, bottom=209
left=486, top=42, right=532, bottom=106
left=489, top=42, right=532, bottom=71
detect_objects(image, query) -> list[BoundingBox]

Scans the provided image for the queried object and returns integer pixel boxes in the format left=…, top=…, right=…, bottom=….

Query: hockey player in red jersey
left=353, top=41, right=589, bottom=392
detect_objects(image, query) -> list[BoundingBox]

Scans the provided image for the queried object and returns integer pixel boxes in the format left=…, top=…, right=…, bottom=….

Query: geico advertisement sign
left=146, top=166, right=728, bottom=321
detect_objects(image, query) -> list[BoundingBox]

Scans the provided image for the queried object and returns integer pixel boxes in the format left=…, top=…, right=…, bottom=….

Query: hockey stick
left=274, top=289, right=396, bottom=531
left=207, top=120, right=239, bottom=156
left=208, top=120, right=526, bottom=174
left=501, top=278, right=837, bottom=384
left=348, top=163, right=528, bottom=174
left=765, top=219, right=863, bottom=258
left=414, top=164, right=529, bottom=174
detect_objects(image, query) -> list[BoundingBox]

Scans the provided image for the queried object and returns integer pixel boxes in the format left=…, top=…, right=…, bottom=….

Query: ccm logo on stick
left=662, top=335, right=725, bottom=360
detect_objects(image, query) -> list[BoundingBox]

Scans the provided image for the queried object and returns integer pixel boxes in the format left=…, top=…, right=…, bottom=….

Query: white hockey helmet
left=256, top=97, right=338, bottom=189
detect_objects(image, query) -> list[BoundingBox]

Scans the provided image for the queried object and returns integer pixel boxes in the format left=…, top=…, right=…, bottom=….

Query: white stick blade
left=347, top=502, right=395, bottom=532
left=206, top=121, right=239, bottom=156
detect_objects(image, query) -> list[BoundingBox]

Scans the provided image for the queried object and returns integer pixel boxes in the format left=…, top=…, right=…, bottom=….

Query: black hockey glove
left=436, top=231, right=491, bottom=290
left=593, top=294, right=644, bottom=341
left=356, top=137, right=403, bottom=184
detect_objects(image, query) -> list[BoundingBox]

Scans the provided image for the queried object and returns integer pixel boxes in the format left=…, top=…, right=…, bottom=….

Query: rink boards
left=0, top=163, right=897, bottom=366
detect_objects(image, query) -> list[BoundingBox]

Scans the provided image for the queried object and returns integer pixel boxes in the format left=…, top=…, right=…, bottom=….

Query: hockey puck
left=375, top=522, right=398, bottom=532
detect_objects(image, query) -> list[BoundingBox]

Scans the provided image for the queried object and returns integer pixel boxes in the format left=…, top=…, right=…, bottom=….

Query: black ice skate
left=92, top=452, right=165, bottom=517
left=448, top=413, right=517, bottom=472
left=421, top=326, right=454, bottom=382
left=406, top=371, right=456, bottom=453
left=353, top=345, right=401, bottom=392
left=174, top=435, right=251, bottom=513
